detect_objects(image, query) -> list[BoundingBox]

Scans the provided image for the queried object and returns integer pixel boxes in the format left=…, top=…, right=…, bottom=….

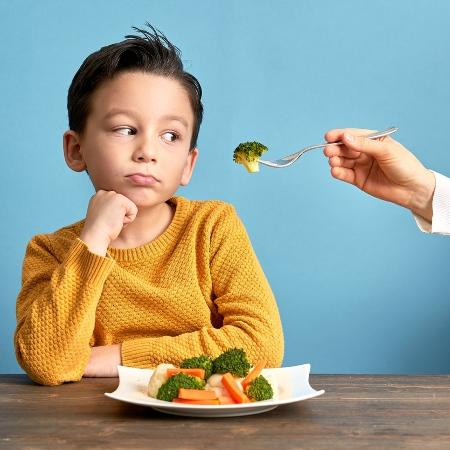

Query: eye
left=162, top=131, right=179, bottom=143
left=114, top=127, right=136, bottom=136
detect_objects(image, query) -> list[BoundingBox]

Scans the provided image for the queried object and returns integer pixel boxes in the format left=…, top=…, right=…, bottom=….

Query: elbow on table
left=15, top=340, right=84, bottom=387
left=24, top=368, right=66, bottom=387
left=17, top=356, right=84, bottom=386
left=19, top=358, right=84, bottom=386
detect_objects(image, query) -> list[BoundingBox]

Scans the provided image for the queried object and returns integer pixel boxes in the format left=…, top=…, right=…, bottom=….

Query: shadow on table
left=105, top=398, right=315, bottom=421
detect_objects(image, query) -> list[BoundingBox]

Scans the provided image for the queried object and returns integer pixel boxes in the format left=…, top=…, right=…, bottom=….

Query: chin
left=124, top=190, right=169, bottom=209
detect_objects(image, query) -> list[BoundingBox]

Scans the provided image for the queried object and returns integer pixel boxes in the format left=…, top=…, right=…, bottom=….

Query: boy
left=14, top=24, right=284, bottom=386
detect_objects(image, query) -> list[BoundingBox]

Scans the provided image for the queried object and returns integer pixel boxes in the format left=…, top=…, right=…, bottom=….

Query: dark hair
left=67, top=23, right=203, bottom=149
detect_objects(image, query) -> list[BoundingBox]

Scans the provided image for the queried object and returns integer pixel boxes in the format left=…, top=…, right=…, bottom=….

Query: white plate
left=105, top=364, right=325, bottom=418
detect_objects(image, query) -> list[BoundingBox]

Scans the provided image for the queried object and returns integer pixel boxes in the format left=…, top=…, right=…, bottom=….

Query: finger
left=324, top=128, right=375, bottom=143
left=125, top=203, right=138, bottom=222
left=323, top=144, right=361, bottom=159
left=328, top=156, right=356, bottom=169
left=324, top=128, right=344, bottom=143
left=118, top=196, right=138, bottom=223
left=330, top=166, right=356, bottom=185
left=341, top=131, right=391, bottom=157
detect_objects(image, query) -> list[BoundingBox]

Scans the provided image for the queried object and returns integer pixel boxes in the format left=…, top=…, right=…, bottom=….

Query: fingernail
left=344, top=132, right=354, bottom=142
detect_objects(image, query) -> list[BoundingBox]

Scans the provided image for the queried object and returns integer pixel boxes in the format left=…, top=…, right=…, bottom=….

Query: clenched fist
left=80, top=190, right=138, bottom=256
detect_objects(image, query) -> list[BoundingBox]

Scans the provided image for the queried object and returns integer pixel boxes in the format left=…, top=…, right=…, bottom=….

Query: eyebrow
left=103, top=108, right=138, bottom=120
left=103, top=109, right=189, bottom=130
left=156, top=114, right=187, bottom=130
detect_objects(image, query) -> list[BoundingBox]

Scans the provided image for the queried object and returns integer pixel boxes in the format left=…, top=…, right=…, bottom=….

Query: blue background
left=1, top=0, right=449, bottom=374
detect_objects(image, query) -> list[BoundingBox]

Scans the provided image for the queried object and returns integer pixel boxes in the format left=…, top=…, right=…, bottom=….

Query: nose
left=132, top=135, right=158, bottom=163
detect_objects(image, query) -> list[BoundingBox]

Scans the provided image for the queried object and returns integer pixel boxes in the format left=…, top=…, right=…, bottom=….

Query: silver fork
left=258, top=126, right=399, bottom=168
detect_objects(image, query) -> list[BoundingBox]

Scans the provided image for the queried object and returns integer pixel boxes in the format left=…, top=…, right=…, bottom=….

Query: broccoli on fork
left=233, top=141, right=268, bottom=173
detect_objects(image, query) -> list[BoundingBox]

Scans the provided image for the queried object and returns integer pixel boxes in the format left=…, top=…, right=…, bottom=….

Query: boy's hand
left=83, top=344, right=122, bottom=378
left=324, top=128, right=436, bottom=222
left=80, top=190, right=138, bottom=256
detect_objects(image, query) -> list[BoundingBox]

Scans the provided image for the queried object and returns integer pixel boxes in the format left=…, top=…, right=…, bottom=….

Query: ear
left=63, top=130, right=87, bottom=172
left=180, top=147, right=199, bottom=186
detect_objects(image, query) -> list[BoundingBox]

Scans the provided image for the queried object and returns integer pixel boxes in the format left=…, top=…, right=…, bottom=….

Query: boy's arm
left=121, top=204, right=284, bottom=368
left=14, top=236, right=115, bottom=386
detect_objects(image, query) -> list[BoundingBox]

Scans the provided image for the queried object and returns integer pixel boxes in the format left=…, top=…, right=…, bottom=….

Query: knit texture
left=15, top=196, right=284, bottom=386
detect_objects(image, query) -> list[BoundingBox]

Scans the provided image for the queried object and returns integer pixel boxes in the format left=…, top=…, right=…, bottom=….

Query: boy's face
left=64, top=71, right=198, bottom=208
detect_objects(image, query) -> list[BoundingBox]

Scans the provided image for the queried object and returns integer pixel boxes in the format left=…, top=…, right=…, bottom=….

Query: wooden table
left=1, top=374, right=449, bottom=449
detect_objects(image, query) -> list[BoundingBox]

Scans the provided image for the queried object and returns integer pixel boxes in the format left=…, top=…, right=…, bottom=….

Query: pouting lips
left=126, top=173, right=159, bottom=186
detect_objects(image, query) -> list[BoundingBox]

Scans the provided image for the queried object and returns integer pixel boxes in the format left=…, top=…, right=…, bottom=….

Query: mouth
left=126, top=173, right=160, bottom=186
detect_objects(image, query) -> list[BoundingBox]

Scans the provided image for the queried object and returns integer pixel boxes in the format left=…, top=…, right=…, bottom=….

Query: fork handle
left=319, top=126, right=398, bottom=149
left=345, top=126, right=399, bottom=143
left=284, top=126, right=399, bottom=160
left=317, top=126, right=398, bottom=150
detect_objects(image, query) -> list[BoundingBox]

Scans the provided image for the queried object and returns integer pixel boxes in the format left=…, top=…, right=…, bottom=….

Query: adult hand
left=324, top=128, right=436, bottom=221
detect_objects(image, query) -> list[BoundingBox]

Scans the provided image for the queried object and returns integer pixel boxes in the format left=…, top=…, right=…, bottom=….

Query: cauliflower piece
left=206, top=373, right=245, bottom=392
left=208, top=386, right=228, bottom=398
left=148, top=363, right=176, bottom=398
left=206, top=374, right=224, bottom=388
left=235, top=377, right=244, bottom=392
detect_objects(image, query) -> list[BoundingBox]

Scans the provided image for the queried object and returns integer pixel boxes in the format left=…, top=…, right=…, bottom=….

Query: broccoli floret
left=212, top=348, right=251, bottom=378
left=244, top=375, right=273, bottom=401
left=181, top=355, right=214, bottom=379
left=233, top=141, right=268, bottom=173
left=156, top=373, right=205, bottom=402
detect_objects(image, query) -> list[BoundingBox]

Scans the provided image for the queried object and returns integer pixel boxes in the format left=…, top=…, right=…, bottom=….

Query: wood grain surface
left=1, top=374, right=449, bottom=450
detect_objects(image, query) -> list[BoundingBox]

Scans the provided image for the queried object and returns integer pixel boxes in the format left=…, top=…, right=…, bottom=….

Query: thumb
left=122, top=198, right=138, bottom=224
left=342, top=132, right=389, bottom=158
left=125, top=205, right=138, bottom=223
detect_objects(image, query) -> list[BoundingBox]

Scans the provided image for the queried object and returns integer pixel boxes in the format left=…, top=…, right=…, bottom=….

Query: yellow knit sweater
left=15, top=196, right=284, bottom=386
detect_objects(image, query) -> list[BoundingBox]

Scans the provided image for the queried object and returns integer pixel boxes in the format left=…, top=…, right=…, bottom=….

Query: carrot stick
left=242, top=359, right=267, bottom=389
left=172, top=398, right=220, bottom=405
left=218, top=396, right=236, bottom=405
left=221, top=373, right=250, bottom=403
left=178, top=388, right=218, bottom=400
left=166, top=368, right=205, bottom=379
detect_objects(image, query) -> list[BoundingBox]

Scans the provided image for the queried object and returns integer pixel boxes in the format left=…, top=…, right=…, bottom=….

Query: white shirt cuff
left=413, top=171, right=450, bottom=235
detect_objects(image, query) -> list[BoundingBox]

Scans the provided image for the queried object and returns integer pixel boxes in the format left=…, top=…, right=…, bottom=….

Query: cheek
left=160, top=149, right=187, bottom=167
left=83, top=145, right=118, bottom=178
left=173, top=157, right=191, bottom=178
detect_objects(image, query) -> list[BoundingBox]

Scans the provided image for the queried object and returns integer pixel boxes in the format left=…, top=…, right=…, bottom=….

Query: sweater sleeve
left=121, top=204, right=284, bottom=369
left=413, top=171, right=450, bottom=235
left=14, top=236, right=115, bottom=386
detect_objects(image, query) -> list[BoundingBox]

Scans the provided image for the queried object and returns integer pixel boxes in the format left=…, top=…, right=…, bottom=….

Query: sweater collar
left=105, top=196, right=190, bottom=262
